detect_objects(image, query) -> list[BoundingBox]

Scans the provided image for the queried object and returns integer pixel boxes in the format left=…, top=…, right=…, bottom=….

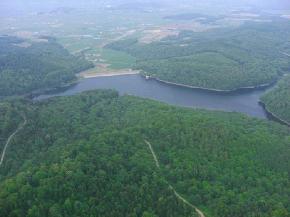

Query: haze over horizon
left=1, top=0, right=290, bottom=15
left=1, top=0, right=290, bottom=216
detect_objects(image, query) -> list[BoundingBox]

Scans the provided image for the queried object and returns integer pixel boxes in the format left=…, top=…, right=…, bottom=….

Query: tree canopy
left=0, top=36, right=93, bottom=96
left=107, top=19, right=290, bottom=90
left=261, top=75, right=290, bottom=124
left=0, top=90, right=290, bottom=217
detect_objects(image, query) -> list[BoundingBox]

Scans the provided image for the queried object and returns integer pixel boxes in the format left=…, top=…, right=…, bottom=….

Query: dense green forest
left=0, top=36, right=93, bottom=96
left=0, top=90, right=290, bottom=217
left=0, top=102, right=23, bottom=154
left=261, top=75, right=290, bottom=124
left=107, top=19, right=290, bottom=90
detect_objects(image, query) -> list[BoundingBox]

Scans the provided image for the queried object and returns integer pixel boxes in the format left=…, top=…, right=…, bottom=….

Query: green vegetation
left=0, top=102, right=23, bottom=154
left=0, top=36, right=93, bottom=96
left=0, top=90, right=290, bottom=217
left=137, top=52, right=278, bottom=89
left=107, top=20, right=290, bottom=90
left=2, top=3, right=290, bottom=217
left=101, top=48, right=137, bottom=69
left=261, top=75, right=290, bottom=124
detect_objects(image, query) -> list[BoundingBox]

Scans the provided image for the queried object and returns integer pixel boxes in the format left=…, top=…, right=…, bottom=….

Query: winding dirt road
left=0, top=114, right=27, bottom=167
left=144, top=140, right=205, bottom=217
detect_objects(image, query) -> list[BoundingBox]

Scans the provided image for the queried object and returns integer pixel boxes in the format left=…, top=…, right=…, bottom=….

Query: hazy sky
left=1, top=0, right=290, bottom=15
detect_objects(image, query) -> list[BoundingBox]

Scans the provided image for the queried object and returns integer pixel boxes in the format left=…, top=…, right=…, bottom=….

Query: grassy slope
left=101, top=48, right=137, bottom=69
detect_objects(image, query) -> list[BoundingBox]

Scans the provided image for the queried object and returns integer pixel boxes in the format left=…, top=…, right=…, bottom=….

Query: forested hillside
left=261, top=75, right=290, bottom=124
left=0, top=36, right=93, bottom=96
left=107, top=19, right=290, bottom=90
left=0, top=102, right=23, bottom=154
left=0, top=90, right=290, bottom=217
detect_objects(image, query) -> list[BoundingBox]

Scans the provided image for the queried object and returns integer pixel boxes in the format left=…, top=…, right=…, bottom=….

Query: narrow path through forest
left=144, top=140, right=206, bottom=217
left=281, top=51, right=290, bottom=57
left=0, top=114, right=27, bottom=167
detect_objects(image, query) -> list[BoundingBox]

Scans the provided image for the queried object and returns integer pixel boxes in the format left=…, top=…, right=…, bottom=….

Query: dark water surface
left=35, top=74, right=272, bottom=118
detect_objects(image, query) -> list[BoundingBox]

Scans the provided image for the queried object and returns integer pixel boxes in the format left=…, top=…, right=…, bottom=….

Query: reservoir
left=35, top=74, right=271, bottom=118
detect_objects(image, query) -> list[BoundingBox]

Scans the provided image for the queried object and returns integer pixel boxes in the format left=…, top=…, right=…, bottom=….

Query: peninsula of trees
left=261, top=75, right=290, bottom=125
left=0, top=36, right=93, bottom=96
left=107, top=19, right=290, bottom=91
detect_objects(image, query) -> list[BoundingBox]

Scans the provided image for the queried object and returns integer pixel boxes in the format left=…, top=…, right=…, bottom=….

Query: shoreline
left=0, top=79, right=79, bottom=101
left=29, top=71, right=140, bottom=100
left=143, top=75, right=275, bottom=93
left=259, top=101, right=290, bottom=127
left=27, top=80, right=78, bottom=100
left=81, top=71, right=140, bottom=78
left=28, top=72, right=290, bottom=128
left=78, top=68, right=140, bottom=78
